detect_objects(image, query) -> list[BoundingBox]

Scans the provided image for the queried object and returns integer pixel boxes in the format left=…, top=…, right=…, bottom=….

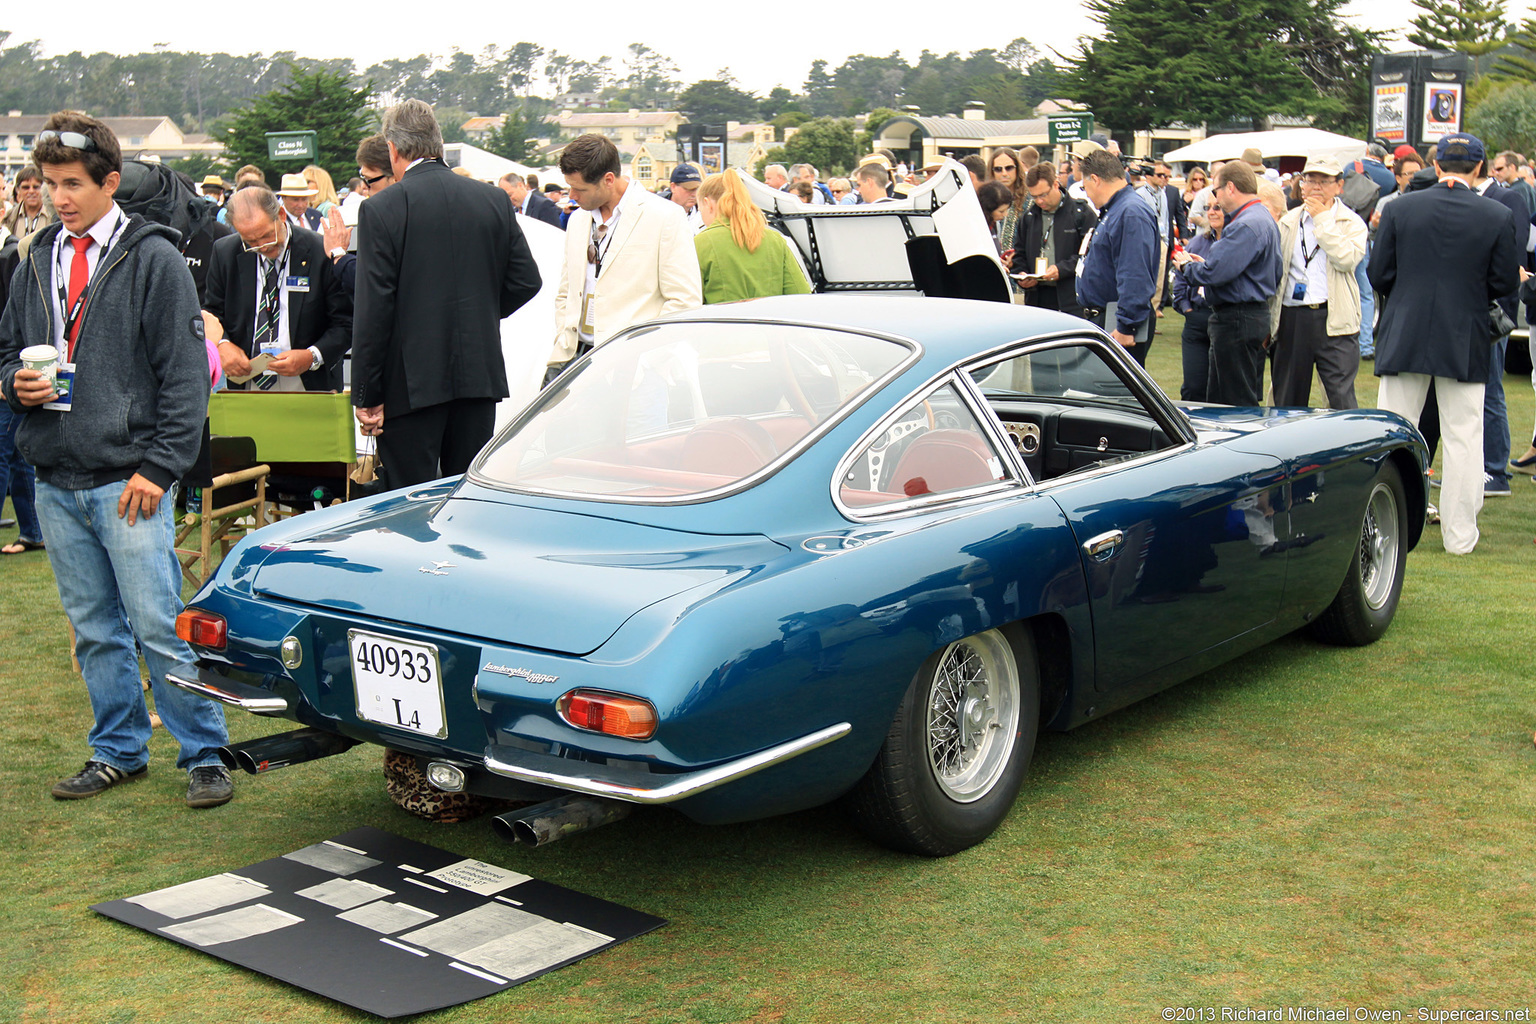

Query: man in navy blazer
left=1369, top=133, right=1520, bottom=554
left=498, top=171, right=564, bottom=229
left=203, top=187, right=352, bottom=392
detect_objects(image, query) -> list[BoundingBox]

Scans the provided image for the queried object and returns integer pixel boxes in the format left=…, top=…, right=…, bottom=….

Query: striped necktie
left=253, top=258, right=280, bottom=390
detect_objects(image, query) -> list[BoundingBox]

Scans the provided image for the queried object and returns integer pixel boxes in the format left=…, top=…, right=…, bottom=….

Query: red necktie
left=65, top=235, right=91, bottom=360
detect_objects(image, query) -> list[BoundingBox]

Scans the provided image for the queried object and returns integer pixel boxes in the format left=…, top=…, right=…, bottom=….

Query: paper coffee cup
left=19, top=344, right=64, bottom=394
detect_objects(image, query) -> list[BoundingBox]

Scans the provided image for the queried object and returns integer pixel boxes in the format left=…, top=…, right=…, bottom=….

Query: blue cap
left=670, top=163, right=702, bottom=185
left=1434, top=133, right=1485, bottom=164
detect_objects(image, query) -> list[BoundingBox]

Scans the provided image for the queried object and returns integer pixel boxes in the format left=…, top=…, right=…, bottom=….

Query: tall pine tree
left=1405, top=0, right=1510, bottom=56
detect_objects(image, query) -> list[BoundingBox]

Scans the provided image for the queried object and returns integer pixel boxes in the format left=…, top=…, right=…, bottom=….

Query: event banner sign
left=1373, top=83, right=1408, bottom=144
left=93, top=827, right=666, bottom=1017
left=1422, top=81, right=1463, bottom=143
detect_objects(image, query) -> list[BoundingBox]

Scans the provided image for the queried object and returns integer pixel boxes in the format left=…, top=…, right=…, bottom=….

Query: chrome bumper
left=166, top=664, right=289, bottom=714
left=483, top=722, right=852, bottom=805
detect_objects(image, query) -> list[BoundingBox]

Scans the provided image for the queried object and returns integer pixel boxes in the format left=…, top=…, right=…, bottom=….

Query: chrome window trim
left=831, top=372, right=1025, bottom=521
left=465, top=318, right=921, bottom=507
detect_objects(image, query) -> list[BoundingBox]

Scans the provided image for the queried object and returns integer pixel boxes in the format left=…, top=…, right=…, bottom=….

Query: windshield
left=472, top=320, right=912, bottom=500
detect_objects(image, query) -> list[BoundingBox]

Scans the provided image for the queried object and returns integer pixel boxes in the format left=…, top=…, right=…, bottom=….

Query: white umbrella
left=1162, top=128, right=1367, bottom=166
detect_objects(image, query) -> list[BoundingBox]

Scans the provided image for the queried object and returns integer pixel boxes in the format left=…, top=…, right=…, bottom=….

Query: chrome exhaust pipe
left=218, top=728, right=359, bottom=774
left=491, top=795, right=632, bottom=847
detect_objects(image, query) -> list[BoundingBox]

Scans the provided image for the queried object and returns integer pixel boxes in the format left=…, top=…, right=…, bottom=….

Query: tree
left=780, top=117, right=859, bottom=176
left=621, top=43, right=678, bottom=109
left=1406, top=0, right=1510, bottom=56
left=678, top=79, right=761, bottom=123
left=759, top=86, right=802, bottom=120
left=804, top=60, right=839, bottom=116
left=502, top=42, right=544, bottom=99
left=1491, top=17, right=1536, bottom=80
left=483, top=108, right=537, bottom=163
left=1468, top=80, right=1536, bottom=153
left=221, top=65, right=374, bottom=187
left=858, top=107, right=902, bottom=154
left=1063, top=0, right=1380, bottom=134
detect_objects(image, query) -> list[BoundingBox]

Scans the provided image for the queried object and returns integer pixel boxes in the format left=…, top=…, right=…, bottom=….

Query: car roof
left=655, top=295, right=1098, bottom=372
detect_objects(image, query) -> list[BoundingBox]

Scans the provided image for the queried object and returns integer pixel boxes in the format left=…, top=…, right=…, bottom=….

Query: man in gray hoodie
left=0, top=111, right=232, bottom=808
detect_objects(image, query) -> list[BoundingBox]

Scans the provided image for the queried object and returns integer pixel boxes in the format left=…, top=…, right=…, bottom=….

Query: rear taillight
left=176, top=609, right=227, bottom=650
left=557, top=690, right=657, bottom=740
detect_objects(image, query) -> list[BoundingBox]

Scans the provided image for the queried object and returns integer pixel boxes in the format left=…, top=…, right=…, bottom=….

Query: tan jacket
left=1268, top=198, right=1367, bottom=338
left=549, top=181, right=702, bottom=365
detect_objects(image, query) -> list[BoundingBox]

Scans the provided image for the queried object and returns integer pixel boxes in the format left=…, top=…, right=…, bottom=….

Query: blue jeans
left=0, top=405, right=42, bottom=543
left=1484, top=335, right=1510, bottom=485
left=1355, top=248, right=1375, bottom=357
left=35, top=479, right=227, bottom=772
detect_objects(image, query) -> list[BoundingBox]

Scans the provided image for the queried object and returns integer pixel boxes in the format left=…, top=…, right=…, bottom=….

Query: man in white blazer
left=545, top=134, right=702, bottom=384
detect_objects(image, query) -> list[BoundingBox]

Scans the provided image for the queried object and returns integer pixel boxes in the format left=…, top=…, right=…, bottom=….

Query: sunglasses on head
left=36, top=129, right=99, bottom=153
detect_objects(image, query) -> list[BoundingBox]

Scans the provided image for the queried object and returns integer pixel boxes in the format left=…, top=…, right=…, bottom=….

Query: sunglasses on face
left=993, top=164, right=1015, bottom=172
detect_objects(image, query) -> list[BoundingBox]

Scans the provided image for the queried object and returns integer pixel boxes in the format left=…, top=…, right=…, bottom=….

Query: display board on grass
left=93, top=827, right=666, bottom=1018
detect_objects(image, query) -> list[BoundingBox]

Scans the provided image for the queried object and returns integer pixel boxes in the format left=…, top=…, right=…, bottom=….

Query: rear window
left=472, top=320, right=911, bottom=500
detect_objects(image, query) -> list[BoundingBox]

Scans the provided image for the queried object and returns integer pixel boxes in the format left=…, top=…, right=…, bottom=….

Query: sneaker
left=1485, top=474, right=1512, bottom=497
left=1426, top=503, right=1440, bottom=524
left=51, top=760, right=147, bottom=799
left=187, top=765, right=234, bottom=808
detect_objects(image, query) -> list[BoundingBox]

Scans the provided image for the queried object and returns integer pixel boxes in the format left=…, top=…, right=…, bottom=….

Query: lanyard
left=1299, top=220, right=1321, bottom=265
left=55, top=212, right=127, bottom=357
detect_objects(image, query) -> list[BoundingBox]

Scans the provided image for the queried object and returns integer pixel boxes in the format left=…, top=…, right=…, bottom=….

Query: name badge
left=1078, top=228, right=1094, bottom=258
left=284, top=276, right=310, bottom=292
left=1034, top=256, right=1049, bottom=277
left=44, top=361, right=75, bottom=412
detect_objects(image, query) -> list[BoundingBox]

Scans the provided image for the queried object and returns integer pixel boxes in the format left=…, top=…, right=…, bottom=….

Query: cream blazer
left=1268, top=198, right=1367, bottom=338
left=549, top=183, right=703, bottom=365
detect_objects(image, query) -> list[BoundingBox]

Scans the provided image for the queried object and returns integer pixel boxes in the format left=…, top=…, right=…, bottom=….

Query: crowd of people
left=0, top=100, right=1529, bottom=814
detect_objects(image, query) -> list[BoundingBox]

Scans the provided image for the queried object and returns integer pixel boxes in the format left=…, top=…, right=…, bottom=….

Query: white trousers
left=1378, top=373, right=1485, bottom=554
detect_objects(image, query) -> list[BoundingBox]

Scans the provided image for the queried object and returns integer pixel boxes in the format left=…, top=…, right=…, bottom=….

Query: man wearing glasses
left=202, top=186, right=352, bottom=393
left=1266, top=156, right=1367, bottom=410
left=320, top=134, right=394, bottom=300
left=0, top=111, right=234, bottom=808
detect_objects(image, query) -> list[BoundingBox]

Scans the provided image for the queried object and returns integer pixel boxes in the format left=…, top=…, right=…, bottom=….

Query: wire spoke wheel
left=1358, top=481, right=1400, bottom=611
left=924, top=632, right=1020, bottom=803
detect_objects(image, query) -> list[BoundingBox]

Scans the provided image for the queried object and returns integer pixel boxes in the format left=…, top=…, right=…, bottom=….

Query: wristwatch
left=329, top=247, right=346, bottom=260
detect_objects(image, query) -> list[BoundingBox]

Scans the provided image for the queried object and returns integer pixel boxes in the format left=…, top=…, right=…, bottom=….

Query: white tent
left=1161, top=128, right=1367, bottom=167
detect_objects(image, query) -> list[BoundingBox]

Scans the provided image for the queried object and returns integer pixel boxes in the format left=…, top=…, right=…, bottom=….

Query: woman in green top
left=695, top=170, right=812, bottom=304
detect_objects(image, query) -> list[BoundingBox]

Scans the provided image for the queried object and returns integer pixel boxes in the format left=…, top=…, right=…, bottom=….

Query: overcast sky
left=14, top=0, right=1527, bottom=99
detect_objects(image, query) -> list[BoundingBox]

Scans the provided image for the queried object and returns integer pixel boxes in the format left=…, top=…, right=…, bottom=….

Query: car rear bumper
left=483, top=722, right=852, bottom=805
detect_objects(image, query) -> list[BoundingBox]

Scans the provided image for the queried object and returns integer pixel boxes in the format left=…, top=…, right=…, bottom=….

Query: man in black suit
left=204, top=187, right=353, bottom=392
left=1016, top=162, right=1097, bottom=319
left=352, top=100, right=542, bottom=487
left=1369, top=132, right=1519, bottom=555
left=498, top=172, right=563, bottom=229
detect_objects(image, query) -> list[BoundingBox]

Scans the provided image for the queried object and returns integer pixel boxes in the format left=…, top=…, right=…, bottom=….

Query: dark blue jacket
left=1179, top=199, right=1282, bottom=306
left=1075, top=185, right=1159, bottom=333
left=1477, top=179, right=1529, bottom=316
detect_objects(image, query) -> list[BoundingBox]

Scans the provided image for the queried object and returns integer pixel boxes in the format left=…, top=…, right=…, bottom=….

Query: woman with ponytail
left=694, top=170, right=811, bottom=303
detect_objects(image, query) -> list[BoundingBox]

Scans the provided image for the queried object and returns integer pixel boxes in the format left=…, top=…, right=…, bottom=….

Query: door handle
left=1083, top=529, right=1124, bottom=562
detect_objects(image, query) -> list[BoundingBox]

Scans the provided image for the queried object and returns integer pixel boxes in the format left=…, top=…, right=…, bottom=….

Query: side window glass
left=840, top=382, right=1012, bottom=510
left=969, top=341, right=1179, bottom=481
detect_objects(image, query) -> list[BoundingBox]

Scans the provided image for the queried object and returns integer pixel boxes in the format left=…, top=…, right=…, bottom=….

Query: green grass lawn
left=3, top=324, right=1535, bottom=1023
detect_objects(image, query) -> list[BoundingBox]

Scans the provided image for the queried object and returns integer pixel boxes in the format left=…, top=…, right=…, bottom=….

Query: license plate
left=349, top=629, right=448, bottom=738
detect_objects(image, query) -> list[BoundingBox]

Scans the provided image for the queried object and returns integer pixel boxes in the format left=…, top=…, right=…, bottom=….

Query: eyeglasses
left=359, top=171, right=391, bottom=188
left=1153, top=172, right=1169, bottom=179
left=36, top=129, right=99, bottom=153
left=992, top=164, right=1016, bottom=173
left=240, top=224, right=284, bottom=254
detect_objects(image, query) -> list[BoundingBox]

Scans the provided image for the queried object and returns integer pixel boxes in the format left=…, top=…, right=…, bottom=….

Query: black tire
left=1308, top=462, right=1408, bottom=646
left=845, top=626, right=1040, bottom=856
